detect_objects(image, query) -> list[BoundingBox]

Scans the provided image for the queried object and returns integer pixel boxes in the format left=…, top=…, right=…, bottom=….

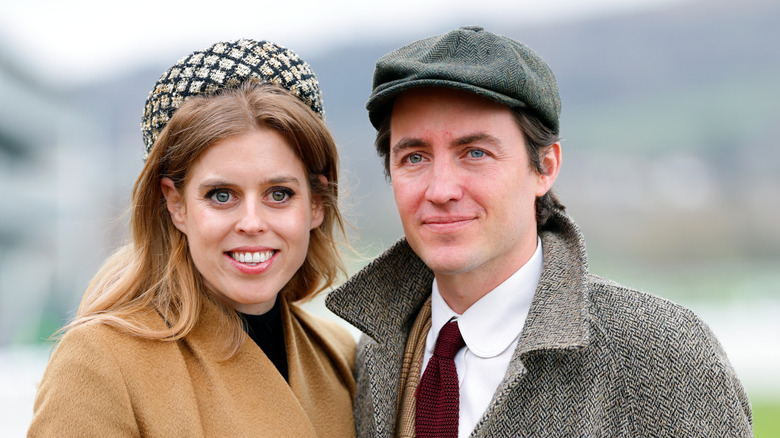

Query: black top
left=239, top=298, right=289, bottom=382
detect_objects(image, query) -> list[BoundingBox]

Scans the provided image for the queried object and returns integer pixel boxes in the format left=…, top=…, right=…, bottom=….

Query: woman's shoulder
left=53, top=308, right=172, bottom=364
left=30, top=309, right=186, bottom=436
left=288, top=302, right=356, bottom=361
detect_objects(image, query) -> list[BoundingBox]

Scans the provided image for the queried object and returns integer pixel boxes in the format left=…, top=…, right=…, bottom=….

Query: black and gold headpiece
left=141, top=39, right=323, bottom=159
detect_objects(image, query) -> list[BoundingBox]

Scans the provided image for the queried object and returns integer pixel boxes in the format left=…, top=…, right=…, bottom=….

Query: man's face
left=388, top=87, right=557, bottom=294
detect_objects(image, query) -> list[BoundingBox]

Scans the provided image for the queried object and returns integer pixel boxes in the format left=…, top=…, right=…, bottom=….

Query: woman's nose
left=235, top=201, right=267, bottom=234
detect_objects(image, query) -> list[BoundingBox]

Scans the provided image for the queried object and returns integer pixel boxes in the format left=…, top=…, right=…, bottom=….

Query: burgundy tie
left=416, top=320, right=466, bottom=438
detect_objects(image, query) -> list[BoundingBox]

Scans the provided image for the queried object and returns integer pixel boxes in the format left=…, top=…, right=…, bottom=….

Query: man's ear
left=309, top=175, right=327, bottom=230
left=161, top=177, right=187, bottom=234
left=535, top=142, right=562, bottom=197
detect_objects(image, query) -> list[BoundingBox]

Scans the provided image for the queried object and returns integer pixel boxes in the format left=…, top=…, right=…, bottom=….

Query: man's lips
left=422, top=216, right=475, bottom=225
left=421, top=216, right=475, bottom=232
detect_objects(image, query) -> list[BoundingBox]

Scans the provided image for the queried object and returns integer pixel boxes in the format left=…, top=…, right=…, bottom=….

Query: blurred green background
left=1, top=0, right=777, bottom=435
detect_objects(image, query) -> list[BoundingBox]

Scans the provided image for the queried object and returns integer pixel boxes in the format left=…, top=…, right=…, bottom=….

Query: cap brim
left=367, top=79, right=528, bottom=130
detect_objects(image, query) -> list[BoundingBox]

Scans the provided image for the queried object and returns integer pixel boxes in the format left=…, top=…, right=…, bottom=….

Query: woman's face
left=161, top=128, right=323, bottom=315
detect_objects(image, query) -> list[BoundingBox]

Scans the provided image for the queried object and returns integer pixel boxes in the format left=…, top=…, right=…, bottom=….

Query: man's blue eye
left=408, top=154, right=423, bottom=164
left=469, top=150, right=485, bottom=158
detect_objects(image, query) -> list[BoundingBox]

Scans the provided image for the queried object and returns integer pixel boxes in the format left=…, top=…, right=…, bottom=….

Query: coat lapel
left=183, top=297, right=319, bottom=437
left=472, top=211, right=592, bottom=435
left=329, top=210, right=593, bottom=437
left=328, top=239, right=433, bottom=437
left=357, top=338, right=403, bottom=436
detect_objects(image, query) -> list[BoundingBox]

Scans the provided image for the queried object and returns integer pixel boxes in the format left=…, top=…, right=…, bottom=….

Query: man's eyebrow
left=391, top=137, right=427, bottom=156
left=454, top=133, right=502, bottom=148
left=391, top=132, right=505, bottom=156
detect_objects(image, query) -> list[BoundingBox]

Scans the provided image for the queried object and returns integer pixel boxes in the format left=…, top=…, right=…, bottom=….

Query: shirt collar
left=430, top=237, right=544, bottom=358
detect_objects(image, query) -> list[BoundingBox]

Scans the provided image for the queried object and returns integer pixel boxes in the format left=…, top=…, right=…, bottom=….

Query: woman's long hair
left=62, top=82, right=346, bottom=358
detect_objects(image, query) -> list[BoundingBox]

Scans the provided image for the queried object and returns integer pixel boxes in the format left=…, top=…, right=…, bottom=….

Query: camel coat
left=28, top=296, right=356, bottom=437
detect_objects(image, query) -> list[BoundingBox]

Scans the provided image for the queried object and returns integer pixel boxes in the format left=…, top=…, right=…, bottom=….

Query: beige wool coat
left=28, top=296, right=356, bottom=437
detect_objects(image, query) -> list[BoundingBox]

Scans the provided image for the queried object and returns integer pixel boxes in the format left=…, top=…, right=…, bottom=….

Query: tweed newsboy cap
left=367, top=25, right=561, bottom=134
left=141, top=39, right=323, bottom=159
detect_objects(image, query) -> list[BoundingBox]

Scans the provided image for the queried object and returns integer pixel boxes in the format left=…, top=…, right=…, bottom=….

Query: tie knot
left=434, top=321, right=465, bottom=359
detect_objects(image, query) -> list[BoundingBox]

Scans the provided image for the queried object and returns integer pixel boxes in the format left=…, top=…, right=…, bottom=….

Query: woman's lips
left=227, top=250, right=274, bottom=265
left=224, top=248, right=278, bottom=274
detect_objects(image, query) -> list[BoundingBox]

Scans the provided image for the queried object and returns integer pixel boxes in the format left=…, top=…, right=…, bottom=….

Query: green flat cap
left=367, top=25, right=561, bottom=134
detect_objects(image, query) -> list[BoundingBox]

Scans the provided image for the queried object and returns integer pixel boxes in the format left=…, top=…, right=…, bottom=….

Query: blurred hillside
left=311, top=0, right=780, bottom=304
left=1, top=0, right=778, bottom=345
left=311, top=0, right=780, bottom=268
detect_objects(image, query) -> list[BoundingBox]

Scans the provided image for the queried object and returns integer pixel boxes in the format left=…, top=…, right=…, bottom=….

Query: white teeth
left=231, top=251, right=273, bottom=264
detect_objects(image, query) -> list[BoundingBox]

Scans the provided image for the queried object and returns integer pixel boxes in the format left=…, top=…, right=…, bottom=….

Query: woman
left=28, top=39, right=355, bottom=437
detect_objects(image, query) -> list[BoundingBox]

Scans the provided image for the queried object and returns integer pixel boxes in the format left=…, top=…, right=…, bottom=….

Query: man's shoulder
left=586, top=272, right=702, bottom=321
left=586, top=273, right=699, bottom=323
left=583, top=273, right=721, bottom=358
left=579, top=277, right=752, bottom=434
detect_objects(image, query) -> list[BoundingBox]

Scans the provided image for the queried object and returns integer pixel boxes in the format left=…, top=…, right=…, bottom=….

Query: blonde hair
left=63, top=82, right=346, bottom=358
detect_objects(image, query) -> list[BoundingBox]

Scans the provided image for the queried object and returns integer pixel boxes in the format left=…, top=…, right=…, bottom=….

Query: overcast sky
left=1, top=0, right=684, bottom=85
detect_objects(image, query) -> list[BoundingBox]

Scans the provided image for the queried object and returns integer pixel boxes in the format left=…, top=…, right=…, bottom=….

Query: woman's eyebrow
left=197, top=175, right=301, bottom=190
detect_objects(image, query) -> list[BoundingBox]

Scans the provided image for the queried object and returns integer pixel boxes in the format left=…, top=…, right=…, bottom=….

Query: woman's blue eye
left=272, top=191, right=287, bottom=202
left=269, top=188, right=293, bottom=203
left=469, top=149, right=485, bottom=158
left=408, top=153, right=423, bottom=164
left=209, top=190, right=231, bottom=203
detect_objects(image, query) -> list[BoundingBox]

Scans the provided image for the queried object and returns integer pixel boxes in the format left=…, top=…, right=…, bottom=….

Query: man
left=326, top=26, right=752, bottom=437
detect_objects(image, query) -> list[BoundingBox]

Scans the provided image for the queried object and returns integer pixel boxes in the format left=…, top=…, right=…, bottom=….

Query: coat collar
left=327, top=209, right=591, bottom=354
left=517, top=210, right=591, bottom=356
left=327, top=239, right=433, bottom=344
left=327, top=210, right=591, bottom=437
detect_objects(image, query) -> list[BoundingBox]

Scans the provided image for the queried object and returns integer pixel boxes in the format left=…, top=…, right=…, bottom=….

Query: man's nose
left=425, top=158, right=464, bottom=204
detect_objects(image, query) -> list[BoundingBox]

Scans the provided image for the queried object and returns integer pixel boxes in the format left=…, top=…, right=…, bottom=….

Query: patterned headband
left=140, top=39, right=323, bottom=159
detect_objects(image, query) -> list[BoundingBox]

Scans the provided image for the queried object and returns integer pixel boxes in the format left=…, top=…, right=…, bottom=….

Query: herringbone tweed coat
left=326, top=210, right=753, bottom=437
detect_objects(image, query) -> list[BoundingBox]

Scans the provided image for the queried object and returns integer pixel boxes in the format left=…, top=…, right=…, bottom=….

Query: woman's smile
left=227, top=250, right=275, bottom=265
left=163, top=127, right=324, bottom=315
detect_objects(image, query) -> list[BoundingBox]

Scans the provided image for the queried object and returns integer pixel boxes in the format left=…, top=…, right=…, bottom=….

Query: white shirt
left=421, top=238, right=543, bottom=438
